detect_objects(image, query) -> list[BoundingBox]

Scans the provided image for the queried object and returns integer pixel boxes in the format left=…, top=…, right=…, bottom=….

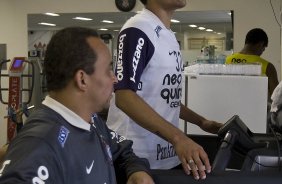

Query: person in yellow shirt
left=225, top=28, right=278, bottom=98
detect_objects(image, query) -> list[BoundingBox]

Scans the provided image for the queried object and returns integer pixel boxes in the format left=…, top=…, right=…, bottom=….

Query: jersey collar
left=42, top=96, right=91, bottom=131
left=141, top=8, right=168, bottom=31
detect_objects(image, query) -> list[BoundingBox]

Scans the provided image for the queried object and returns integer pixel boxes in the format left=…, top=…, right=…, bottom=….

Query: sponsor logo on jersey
left=231, top=58, right=247, bottom=63
left=116, top=34, right=127, bottom=81
left=86, top=160, right=95, bottom=174
left=160, top=50, right=184, bottom=108
left=156, top=143, right=176, bottom=160
left=155, top=26, right=162, bottom=38
left=161, top=73, right=182, bottom=108
left=32, top=165, right=49, bottom=184
left=58, top=126, right=70, bottom=148
left=130, top=38, right=145, bottom=83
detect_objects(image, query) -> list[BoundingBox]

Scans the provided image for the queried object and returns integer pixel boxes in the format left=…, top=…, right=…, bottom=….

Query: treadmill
left=151, top=115, right=282, bottom=184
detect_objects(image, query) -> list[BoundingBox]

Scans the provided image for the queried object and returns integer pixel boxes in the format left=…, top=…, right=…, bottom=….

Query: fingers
left=186, top=158, right=205, bottom=180
left=180, top=158, right=191, bottom=175
left=175, top=137, right=212, bottom=180
left=179, top=146, right=211, bottom=180
left=188, top=159, right=200, bottom=180
left=200, top=151, right=211, bottom=173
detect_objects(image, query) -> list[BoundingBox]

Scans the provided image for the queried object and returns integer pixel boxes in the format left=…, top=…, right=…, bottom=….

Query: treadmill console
left=9, top=57, right=25, bottom=73
left=213, top=115, right=266, bottom=171
left=217, top=115, right=264, bottom=150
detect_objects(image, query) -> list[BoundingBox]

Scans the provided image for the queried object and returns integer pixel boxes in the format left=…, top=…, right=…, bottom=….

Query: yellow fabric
left=225, top=53, right=269, bottom=75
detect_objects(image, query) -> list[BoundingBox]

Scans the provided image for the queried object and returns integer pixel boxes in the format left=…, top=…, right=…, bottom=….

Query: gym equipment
left=151, top=169, right=282, bottom=184
left=151, top=115, right=282, bottom=183
left=28, top=57, right=47, bottom=108
left=213, top=115, right=281, bottom=171
left=4, top=104, right=34, bottom=133
left=0, top=57, right=34, bottom=142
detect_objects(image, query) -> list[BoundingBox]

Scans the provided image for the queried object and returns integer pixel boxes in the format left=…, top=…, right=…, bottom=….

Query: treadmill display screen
left=9, top=58, right=26, bottom=73
left=12, top=59, right=24, bottom=68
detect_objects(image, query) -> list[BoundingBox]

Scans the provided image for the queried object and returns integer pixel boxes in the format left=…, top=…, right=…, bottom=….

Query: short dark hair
left=245, top=28, right=268, bottom=47
left=140, top=0, right=147, bottom=5
left=44, top=27, right=99, bottom=91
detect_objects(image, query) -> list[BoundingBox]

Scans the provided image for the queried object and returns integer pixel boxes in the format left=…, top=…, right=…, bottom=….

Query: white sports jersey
left=107, top=8, right=184, bottom=169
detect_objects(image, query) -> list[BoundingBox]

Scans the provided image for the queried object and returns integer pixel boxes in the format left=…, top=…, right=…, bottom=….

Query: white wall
left=0, top=0, right=28, bottom=147
left=0, top=0, right=281, bottom=145
left=28, top=31, right=56, bottom=51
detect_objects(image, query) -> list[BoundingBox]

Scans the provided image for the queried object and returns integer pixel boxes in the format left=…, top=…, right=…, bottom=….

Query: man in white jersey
left=107, top=0, right=222, bottom=180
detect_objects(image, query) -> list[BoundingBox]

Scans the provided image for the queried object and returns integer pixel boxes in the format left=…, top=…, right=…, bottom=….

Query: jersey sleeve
left=0, top=138, right=63, bottom=183
left=114, top=27, right=154, bottom=91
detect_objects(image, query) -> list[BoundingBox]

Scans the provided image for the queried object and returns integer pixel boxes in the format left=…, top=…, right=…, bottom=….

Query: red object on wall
left=7, top=77, right=20, bottom=142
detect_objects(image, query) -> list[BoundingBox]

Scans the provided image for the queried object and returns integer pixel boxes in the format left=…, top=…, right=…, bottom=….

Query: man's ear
left=75, top=70, right=87, bottom=91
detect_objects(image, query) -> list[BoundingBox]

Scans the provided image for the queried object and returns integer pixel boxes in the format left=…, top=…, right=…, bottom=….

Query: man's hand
left=200, top=120, right=223, bottom=134
left=173, top=135, right=211, bottom=180
left=127, top=171, right=155, bottom=184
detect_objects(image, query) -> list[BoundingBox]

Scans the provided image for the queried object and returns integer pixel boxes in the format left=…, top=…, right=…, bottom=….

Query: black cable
left=269, top=125, right=282, bottom=171
left=270, top=0, right=281, bottom=27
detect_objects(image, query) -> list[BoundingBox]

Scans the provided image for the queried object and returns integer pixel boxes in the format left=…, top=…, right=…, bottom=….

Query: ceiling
left=27, top=10, right=233, bottom=35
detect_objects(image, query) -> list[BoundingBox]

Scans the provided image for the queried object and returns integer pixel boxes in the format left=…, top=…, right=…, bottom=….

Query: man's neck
left=146, top=6, right=174, bottom=28
left=48, top=91, right=94, bottom=123
left=240, top=45, right=260, bottom=56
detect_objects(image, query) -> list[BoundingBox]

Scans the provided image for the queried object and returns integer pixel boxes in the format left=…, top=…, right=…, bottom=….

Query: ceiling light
left=206, top=29, right=213, bottom=32
left=171, top=19, right=180, bottom=23
left=99, top=28, right=108, bottom=31
left=113, top=30, right=120, bottom=32
left=189, top=24, right=197, bottom=28
left=217, top=32, right=222, bottom=35
left=102, top=20, right=114, bottom=24
left=73, top=17, right=92, bottom=21
left=44, top=12, right=60, bottom=16
left=198, top=27, right=205, bottom=30
left=38, top=22, right=56, bottom=26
